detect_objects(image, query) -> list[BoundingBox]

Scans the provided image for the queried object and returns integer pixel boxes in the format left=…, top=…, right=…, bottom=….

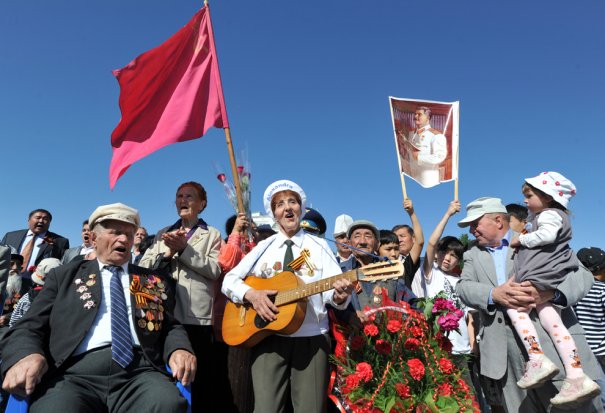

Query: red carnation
left=437, top=334, right=453, bottom=352
left=437, top=382, right=453, bottom=396
left=457, top=378, right=470, bottom=393
left=407, top=358, right=425, bottom=381
left=345, top=373, right=362, bottom=390
left=350, top=335, right=364, bottom=351
left=404, top=338, right=420, bottom=351
left=364, top=323, right=379, bottom=337
left=386, top=319, right=402, bottom=333
left=375, top=339, right=392, bottom=355
left=356, top=362, right=374, bottom=382
left=395, top=383, right=411, bottom=398
left=438, top=358, right=455, bottom=374
left=409, top=326, right=424, bottom=338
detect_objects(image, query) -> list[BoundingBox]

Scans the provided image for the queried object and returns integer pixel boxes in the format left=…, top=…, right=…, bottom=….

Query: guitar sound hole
left=254, top=315, right=270, bottom=328
left=254, top=295, right=276, bottom=328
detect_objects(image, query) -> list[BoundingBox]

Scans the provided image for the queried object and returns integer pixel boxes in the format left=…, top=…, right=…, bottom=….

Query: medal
left=80, top=292, right=92, bottom=300
left=161, top=293, right=167, bottom=300
left=147, top=321, right=154, bottom=331
left=84, top=300, right=95, bottom=310
left=86, top=280, right=96, bottom=287
left=138, top=319, right=147, bottom=328
left=77, top=286, right=87, bottom=293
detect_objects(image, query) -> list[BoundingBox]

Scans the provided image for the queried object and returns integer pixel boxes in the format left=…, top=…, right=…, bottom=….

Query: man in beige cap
left=1, top=203, right=196, bottom=413
left=455, top=197, right=602, bottom=412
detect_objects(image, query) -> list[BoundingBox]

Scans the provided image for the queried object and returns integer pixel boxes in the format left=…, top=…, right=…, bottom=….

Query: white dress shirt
left=20, top=231, right=45, bottom=270
left=74, top=260, right=140, bottom=355
left=222, top=229, right=349, bottom=337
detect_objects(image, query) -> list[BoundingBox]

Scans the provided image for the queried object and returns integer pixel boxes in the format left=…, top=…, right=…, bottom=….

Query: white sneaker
left=550, top=373, right=601, bottom=409
left=517, top=355, right=560, bottom=390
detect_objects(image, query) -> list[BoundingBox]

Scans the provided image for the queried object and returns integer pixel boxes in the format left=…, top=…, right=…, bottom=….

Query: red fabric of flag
left=110, top=6, right=228, bottom=189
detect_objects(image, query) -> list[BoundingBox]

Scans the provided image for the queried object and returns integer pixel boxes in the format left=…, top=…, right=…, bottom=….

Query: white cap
left=89, top=203, right=141, bottom=229
left=333, top=214, right=354, bottom=237
left=525, top=171, right=576, bottom=208
left=31, top=258, right=61, bottom=286
left=458, top=197, right=507, bottom=227
left=263, top=180, right=307, bottom=217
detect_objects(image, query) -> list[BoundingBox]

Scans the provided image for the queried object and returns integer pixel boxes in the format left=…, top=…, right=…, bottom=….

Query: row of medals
left=134, top=275, right=168, bottom=332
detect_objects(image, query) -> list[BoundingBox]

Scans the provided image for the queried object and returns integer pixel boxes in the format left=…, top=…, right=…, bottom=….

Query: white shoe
left=550, top=373, right=601, bottom=409
left=517, top=355, right=560, bottom=390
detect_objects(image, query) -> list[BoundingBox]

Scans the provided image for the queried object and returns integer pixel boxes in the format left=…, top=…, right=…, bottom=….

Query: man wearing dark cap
left=1, top=203, right=195, bottom=412
left=574, top=247, right=605, bottom=406
left=456, top=197, right=602, bottom=412
left=300, top=207, right=327, bottom=237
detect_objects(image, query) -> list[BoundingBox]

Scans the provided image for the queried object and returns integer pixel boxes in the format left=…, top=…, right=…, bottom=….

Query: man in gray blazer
left=61, top=220, right=94, bottom=264
left=456, top=197, right=602, bottom=412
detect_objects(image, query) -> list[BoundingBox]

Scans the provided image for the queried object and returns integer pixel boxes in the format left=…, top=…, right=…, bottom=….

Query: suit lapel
left=188, top=227, right=208, bottom=247
left=477, top=248, right=498, bottom=287
left=72, top=260, right=102, bottom=321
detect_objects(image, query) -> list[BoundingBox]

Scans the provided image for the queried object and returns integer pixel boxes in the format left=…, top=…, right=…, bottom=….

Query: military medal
left=74, top=278, right=82, bottom=285
left=147, top=321, right=154, bottom=331
left=77, top=286, right=87, bottom=293
left=138, top=319, right=147, bottom=328
left=84, top=300, right=95, bottom=309
left=86, top=280, right=96, bottom=287
left=80, top=292, right=92, bottom=300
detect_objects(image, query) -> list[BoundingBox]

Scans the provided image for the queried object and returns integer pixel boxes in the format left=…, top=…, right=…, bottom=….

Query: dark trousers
left=29, top=347, right=187, bottom=413
left=184, top=325, right=236, bottom=413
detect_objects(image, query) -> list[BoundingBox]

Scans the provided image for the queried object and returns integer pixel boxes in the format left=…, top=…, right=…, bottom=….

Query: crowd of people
left=0, top=172, right=604, bottom=413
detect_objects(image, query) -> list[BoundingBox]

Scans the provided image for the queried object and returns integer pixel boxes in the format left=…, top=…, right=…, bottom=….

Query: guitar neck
left=274, top=270, right=359, bottom=306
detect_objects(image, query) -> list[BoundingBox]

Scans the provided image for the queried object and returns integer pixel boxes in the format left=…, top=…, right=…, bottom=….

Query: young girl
left=508, top=171, right=599, bottom=407
left=411, top=201, right=476, bottom=387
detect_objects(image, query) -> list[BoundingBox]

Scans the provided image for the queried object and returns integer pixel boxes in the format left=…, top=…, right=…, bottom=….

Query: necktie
left=283, top=240, right=294, bottom=272
left=20, top=235, right=36, bottom=273
left=106, top=265, right=134, bottom=368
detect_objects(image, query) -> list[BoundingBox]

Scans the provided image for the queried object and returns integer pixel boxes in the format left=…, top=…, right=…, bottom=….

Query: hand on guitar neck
left=243, top=279, right=354, bottom=323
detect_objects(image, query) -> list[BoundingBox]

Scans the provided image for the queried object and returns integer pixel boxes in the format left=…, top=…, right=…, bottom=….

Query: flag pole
left=206, top=1, right=245, bottom=213
left=389, top=98, right=408, bottom=200
left=454, top=103, right=460, bottom=201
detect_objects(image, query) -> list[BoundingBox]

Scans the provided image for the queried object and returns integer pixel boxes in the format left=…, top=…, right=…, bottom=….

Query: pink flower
left=237, top=165, right=244, bottom=174
left=364, top=324, right=379, bottom=337
left=438, top=313, right=460, bottom=331
left=356, top=362, right=374, bottom=382
left=386, top=319, right=402, bottom=333
left=216, top=173, right=226, bottom=183
left=433, top=297, right=456, bottom=313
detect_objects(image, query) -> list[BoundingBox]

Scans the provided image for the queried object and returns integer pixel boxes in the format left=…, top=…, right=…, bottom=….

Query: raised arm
left=405, top=199, right=424, bottom=266
left=422, top=200, right=460, bottom=278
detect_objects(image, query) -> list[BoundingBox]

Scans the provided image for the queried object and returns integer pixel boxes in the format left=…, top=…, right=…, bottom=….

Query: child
left=378, top=230, right=400, bottom=261
left=506, top=203, right=528, bottom=234
left=411, top=201, right=476, bottom=387
left=508, top=171, right=599, bottom=407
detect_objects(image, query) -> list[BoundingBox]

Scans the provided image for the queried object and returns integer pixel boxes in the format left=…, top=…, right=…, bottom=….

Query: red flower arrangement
left=331, top=291, right=478, bottom=413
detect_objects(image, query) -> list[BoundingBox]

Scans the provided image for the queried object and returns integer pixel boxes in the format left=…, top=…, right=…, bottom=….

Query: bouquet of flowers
left=330, top=291, right=479, bottom=413
left=216, top=153, right=253, bottom=243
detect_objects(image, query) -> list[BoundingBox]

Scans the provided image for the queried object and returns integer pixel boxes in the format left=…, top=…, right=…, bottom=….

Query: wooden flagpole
left=206, top=0, right=244, bottom=213
left=454, top=103, right=460, bottom=201
left=389, top=97, right=408, bottom=200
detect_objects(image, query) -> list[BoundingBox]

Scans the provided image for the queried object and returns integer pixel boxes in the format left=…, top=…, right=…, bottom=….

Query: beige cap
left=458, top=197, right=507, bottom=228
left=32, top=258, right=61, bottom=285
left=89, top=203, right=140, bottom=229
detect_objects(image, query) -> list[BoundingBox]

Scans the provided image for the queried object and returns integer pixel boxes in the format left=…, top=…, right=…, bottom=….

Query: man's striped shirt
left=574, top=280, right=605, bottom=356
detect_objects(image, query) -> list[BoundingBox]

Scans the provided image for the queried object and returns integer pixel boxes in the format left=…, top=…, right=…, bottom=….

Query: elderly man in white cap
left=333, top=214, right=353, bottom=264
left=455, top=197, right=602, bottom=412
left=222, top=179, right=353, bottom=413
left=1, top=203, right=196, bottom=413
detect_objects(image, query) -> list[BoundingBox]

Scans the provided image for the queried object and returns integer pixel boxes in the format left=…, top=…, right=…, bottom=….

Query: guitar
left=222, top=260, right=404, bottom=348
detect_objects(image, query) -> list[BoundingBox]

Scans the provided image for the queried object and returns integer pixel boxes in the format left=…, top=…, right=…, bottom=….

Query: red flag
left=110, top=6, right=229, bottom=189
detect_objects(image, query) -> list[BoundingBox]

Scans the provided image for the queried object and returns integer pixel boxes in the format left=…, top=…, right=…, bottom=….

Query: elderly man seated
left=1, top=203, right=196, bottom=413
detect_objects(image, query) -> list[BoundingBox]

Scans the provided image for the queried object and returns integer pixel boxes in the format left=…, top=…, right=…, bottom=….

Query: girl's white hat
left=263, top=180, right=307, bottom=217
left=525, top=171, right=576, bottom=208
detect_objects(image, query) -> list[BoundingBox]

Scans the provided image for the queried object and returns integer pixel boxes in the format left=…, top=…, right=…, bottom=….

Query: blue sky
left=1, top=1, right=604, bottom=253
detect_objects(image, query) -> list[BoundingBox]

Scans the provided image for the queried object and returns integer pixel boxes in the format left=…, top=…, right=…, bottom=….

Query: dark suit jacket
left=1, top=230, right=70, bottom=267
left=0, top=260, right=193, bottom=378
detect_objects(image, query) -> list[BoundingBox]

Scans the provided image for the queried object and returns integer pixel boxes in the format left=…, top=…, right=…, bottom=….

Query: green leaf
left=384, top=395, right=396, bottom=413
left=435, top=396, right=460, bottom=413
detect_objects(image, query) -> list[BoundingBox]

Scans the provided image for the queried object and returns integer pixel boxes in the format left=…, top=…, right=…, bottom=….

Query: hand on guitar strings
left=332, top=279, right=353, bottom=305
left=244, top=289, right=279, bottom=322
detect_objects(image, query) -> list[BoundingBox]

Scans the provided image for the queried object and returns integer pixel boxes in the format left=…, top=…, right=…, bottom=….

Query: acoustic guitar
left=222, top=260, right=404, bottom=348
